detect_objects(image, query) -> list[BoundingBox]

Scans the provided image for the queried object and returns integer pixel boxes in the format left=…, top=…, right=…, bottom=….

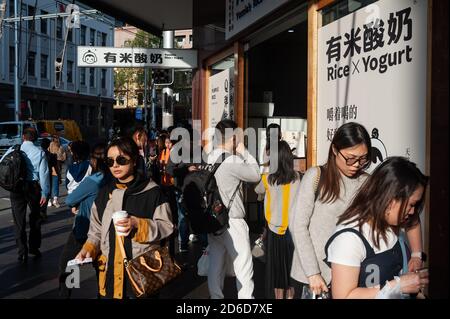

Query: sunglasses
left=106, top=155, right=131, bottom=167
left=338, top=150, right=369, bottom=167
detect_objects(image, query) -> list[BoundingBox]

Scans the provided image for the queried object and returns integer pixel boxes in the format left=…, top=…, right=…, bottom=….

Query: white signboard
left=208, top=68, right=235, bottom=130
left=318, top=0, right=428, bottom=173
left=283, top=131, right=306, bottom=158
left=226, top=0, right=289, bottom=40
left=77, top=47, right=197, bottom=68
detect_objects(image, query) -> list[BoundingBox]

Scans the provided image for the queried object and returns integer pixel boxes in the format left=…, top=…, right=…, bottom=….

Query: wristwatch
left=411, top=251, right=427, bottom=262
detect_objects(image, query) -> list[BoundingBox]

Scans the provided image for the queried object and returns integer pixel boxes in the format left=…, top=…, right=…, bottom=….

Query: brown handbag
left=116, top=235, right=182, bottom=298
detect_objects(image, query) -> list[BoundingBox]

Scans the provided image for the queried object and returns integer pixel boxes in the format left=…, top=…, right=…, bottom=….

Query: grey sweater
left=208, top=148, right=261, bottom=219
left=289, top=166, right=368, bottom=285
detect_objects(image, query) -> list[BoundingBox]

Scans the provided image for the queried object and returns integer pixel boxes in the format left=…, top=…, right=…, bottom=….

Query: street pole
left=151, top=78, right=156, bottom=129
left=162, top=30, right=173, bottom=129
left=14, top=0, right=20, bottom=121
left=144, top=67, right=148, bottom=129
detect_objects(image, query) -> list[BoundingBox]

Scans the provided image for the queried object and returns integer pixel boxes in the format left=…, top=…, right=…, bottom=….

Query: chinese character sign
left=208, top=68, right=235, bottom=130
left=77, top=47, right=197, bottom=69
left=317, top=0, right=428, bottom=174
left=225, top=0, right=289, bottom=40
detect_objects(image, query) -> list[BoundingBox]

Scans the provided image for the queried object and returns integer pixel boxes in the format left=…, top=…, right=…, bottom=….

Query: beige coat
left=83, top=180, right=174, bottom=271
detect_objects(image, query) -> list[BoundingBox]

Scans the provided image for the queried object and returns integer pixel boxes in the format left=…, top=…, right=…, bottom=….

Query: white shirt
left=326, top=222, right=398, bottom=267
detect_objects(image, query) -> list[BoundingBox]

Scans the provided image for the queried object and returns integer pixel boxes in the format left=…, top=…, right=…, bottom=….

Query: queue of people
left=0, top=120, right=429, bottom=299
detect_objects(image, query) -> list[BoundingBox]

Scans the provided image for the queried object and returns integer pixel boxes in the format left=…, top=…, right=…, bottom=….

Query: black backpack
left=0, top=145, right=27, bottom=192
left=182, top=153, right=241, bottom=235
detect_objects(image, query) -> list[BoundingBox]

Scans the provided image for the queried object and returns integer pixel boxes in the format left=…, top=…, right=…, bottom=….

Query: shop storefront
left=191, top=0, right=447, bottom=298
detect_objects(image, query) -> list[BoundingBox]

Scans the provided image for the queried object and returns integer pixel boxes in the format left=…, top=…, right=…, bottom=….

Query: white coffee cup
left=112, top=210, right=129, bottom=236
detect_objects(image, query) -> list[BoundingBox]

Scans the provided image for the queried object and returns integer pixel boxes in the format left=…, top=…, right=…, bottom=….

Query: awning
left=78, top=0, right=193, bottom=36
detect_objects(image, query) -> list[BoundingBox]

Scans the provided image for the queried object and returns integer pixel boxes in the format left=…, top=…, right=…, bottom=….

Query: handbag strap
left=116, top=234, right=129, bottom=266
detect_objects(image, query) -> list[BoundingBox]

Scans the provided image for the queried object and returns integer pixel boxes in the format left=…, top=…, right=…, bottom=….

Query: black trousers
left=161, top=185, right=178, bottom=257
left=10, top=181, right=42, bottom=256
left=58, top=231, right=87, bottom=298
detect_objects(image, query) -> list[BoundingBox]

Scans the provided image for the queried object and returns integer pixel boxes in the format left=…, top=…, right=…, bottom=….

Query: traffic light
left=151, top=68, right=173, bottom=85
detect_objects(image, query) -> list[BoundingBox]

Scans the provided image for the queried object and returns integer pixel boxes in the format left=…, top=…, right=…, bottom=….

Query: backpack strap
left=324, top=228, right=375, bottom=267
left=227, top=180, right=242, bottom=211
left=313, top=165, right=325, bottom=202
left=205, top=152, right=231, bottom=188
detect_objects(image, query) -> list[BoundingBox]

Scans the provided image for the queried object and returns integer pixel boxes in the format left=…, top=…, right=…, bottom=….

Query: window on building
left=175, top=36, right=184, bottom=47
left=189, top=35, right=192, bottom=44
left=101, top=32, right=107, bottom=46
left=9, top=0, right=14, bottom=15
left=89, top=68, right=95, bottom=87
left=56, top=102, right=63, bottom=119
left=9, top=47, right=14, bottom=74
left=28, top=52, right=36, bottom=77
left=118, top=95, right=125, bottom=106
left=40, top=101, right=48, bottom=119
left=67, top=61, right=73, bottom=83
left=28, top=6, right=35, bottom=31
left=88, top=106, right=95, bottom=126
left=68, top=28, right=73, bottom=42
left=101, top=107, right=106, bottom=126
left=80, top=68, right=86, bottom=86
left=81, top=105, right=87, bottom=125
left=66, top=103, right=73, bottom=119
left=40, top=10, right=48, bottom=34
left=80, top=25, right=86, bottom=45
left=137, top=93, right=144, bottom=105
left=56, top=18, right=63, bottom=39
left=40, top=54, right=48, bottom=79
left=89, top=29, right=95, bottom=46
left=101, top=69, right=107, bottom=89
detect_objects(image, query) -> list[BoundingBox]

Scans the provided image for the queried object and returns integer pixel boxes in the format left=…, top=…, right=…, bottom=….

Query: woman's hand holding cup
left=112, top=211, right=137, bottom=237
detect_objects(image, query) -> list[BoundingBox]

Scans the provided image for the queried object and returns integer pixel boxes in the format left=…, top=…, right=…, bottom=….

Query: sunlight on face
left=385, top=186, right=425, bottom=226
left=334, top=143, right=369, bottom=177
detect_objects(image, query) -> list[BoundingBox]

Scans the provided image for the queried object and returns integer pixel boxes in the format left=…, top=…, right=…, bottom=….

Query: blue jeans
left=51, top=175, right=59, bottom=198
left=176, top=192, right=189, bottom=248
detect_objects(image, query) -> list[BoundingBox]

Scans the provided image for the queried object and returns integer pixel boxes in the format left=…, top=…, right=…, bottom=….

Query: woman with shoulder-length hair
left=255, top=140, right=301, bottom=299
left=325, top=157, right=429, bottom=299
left=75, top=137, right=175, bottom=299
left=290, top=122, right=373, bottom=298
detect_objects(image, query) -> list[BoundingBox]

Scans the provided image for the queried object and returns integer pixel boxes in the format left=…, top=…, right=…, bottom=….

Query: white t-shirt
left=326, top=222, right=398, bottom=267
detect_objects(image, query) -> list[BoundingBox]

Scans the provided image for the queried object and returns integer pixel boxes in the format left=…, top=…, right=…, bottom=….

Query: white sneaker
left=53, top=198, right=61, bottom=208
left=47, top=200, right=52, bottom=207
left=189, top=234, right=199, bottom=242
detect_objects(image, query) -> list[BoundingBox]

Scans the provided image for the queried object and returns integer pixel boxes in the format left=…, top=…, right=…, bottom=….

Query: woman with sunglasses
left=75, top=137, right=174, bottom=299
left=325, top=157, right=429, bottom=298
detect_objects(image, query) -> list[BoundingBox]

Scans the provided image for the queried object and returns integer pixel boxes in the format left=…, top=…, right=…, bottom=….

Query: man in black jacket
left=166, top=133, right=207, bottom=252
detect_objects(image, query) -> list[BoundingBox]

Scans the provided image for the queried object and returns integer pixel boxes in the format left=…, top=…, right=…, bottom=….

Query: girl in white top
left=325, top=157, right=429, bottom=299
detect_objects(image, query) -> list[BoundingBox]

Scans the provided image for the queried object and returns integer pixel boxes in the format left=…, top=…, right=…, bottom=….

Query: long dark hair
left=338, top=157, right=428, bottom=249
left=91, top=142, right=107, bottom=174
left=268, top=141, right=299, bottom=186
left=319, top=122, right=372, bottom=203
